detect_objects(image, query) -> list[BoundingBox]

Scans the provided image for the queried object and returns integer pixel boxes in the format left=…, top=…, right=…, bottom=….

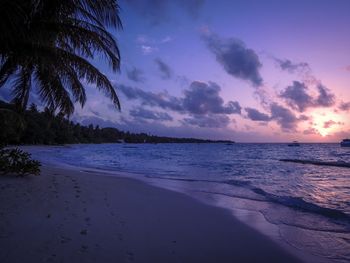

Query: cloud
left=299, top=114, right=310, bottom=121
left=303, top=127, right=319, bottom=135
left=182, top=114, right=230, bottom=128
left=161, top=36, right=173, bottom=43
left=136, top=35, right=173, bottom=54
left=245, top=103, right=302, bottom=130
left=154, top=58, right=172, bottom=79
left=245, top=107, right=270, bottom=121
left=118, top=84, right=183, bottom=112
left=124, top=0, right=205, bottom=25
left=127, top=67, right=145, bottom=82
left=339, top=101, right=350, bottom=111
left=129, top=107, right=173, bottom=122
left=141, top=45, right=158, bottom=54
left=323, top=120, right=344, bottom=129
left=270, top=103, right=299, bottom=131
left=202, top=32, right=263, bottom=86
left=182, top=81, right=241, bottom=114
left=314, top=84, right=335, bottom=107
left=119, top=81, right=241, bottom=116
left=272, top=57, right=322, bottom=87
left=275, top=58, right=310, bottom=74
left=280, top=81, right=336, bottom=112
left=280, top=81, right=313, bottom=112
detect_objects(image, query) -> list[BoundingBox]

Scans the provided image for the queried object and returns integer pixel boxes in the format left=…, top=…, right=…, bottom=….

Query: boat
left=340, top=139, right=350, bottom=147
left=288, top=141, right=300, bottom=147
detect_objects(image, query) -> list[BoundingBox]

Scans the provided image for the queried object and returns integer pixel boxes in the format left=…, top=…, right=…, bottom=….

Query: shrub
left=0, top=148, right=41, bottom=176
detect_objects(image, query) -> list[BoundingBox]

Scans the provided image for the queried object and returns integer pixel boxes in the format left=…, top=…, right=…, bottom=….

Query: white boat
left=288, top=141, right=300, bottom=147
left=340, top=139, right=350, bottom=147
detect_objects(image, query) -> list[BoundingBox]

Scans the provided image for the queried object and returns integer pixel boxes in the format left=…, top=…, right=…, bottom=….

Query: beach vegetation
left=0, top=100, right=234, bottom=145
left=0, top=147, right=41, bottom=176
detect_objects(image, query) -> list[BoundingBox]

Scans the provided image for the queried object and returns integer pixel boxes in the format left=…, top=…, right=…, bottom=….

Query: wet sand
left=0, top=165, right=302, bottom=263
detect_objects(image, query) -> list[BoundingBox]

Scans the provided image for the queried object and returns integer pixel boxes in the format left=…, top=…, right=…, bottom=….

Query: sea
left=25, top=143, right=350, bottom=263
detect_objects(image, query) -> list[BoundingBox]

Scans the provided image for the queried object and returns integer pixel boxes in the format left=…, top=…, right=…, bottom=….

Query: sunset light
left=1, top=1, right=350, bottom=263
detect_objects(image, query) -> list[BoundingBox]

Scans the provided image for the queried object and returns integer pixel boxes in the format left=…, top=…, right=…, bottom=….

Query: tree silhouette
left=0, top=0, right=122, bottom=115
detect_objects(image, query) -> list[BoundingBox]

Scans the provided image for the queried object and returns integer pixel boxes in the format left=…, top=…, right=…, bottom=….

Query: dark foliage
left=0, top=101, right=234, bottom=145
left=0, top=0, right=122, bottom=116
left=0, top=148, right=41, bottom=176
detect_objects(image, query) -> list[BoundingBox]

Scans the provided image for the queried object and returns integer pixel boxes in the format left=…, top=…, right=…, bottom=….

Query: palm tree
left=0, top=0, right=122, bottom=116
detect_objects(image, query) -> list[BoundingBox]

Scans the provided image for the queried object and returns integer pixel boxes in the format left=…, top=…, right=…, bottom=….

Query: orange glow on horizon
left=311, top=111, right=344, bottom=138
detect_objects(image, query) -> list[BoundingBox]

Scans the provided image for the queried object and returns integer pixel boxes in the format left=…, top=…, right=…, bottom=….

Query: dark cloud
left=245, top=103, right=301, bottom=131
left=299, top=114, right=310, bottom=121
left=270, top=103, right=298, bottom=131
left=182, top=114, right=230, bottom=128
left=129, top=107, right=173, bottom=122
left=314, top=84, right=335, bottom=107
left=275, top=58, right=310, bottom=74
left=118, top=84, right=183, bottom=112
left=118, top=81, right=241, bottom=116
left=280, top=81, right=336, bottom=112
left=202, top=33, right=263, bottom=87
left=339, top=101, right=350, bottom=111
left=127, top=67, right=145, bottom=82
left=303, top=127, right=319, bottom=135
left=280, top=81, right=313, bottom=112
left=154, top=58, right=172, bottom=79
left=182, top=81, right=241, bottom=115
left=245, top=107, right=270, bottom=121
left=323, top=120, right=344, bottom=129
left=124, top=0, right=205, bottom=25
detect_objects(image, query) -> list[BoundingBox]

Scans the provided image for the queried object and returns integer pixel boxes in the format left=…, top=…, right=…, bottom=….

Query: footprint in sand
left=80, top=245, right=88, bottom=252
left=126, top=251, right=134, bottom=261
left=46, top=254, right=57, bottom=262
left=60, top=236, right=72, bottom=244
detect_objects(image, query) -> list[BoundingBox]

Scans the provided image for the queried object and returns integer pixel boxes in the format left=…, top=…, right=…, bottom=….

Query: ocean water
left=25, top=143, right=350, bottom=262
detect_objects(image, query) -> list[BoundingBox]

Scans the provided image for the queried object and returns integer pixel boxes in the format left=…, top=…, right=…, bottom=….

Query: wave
left=249, top=187, right=350, bottom=222
left=279, top=159, right=350, bottom=168
left=146, top=175, right=350, bottom=226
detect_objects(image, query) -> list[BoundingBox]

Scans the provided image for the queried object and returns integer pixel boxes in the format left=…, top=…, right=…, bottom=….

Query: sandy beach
left=0, top=165, right=302, bottom=263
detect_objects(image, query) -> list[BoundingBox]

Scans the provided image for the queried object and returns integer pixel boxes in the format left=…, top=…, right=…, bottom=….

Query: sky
left=3, top=0, right=350, bottom=142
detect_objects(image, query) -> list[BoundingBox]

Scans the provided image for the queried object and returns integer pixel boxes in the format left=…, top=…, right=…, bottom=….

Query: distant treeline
left=0, top=101, right=233, bottom=145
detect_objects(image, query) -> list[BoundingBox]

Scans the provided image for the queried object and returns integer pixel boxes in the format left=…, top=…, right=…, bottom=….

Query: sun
left=318, top=127, right=329, bottom=137
left=311, top=111, right=343, bottom=137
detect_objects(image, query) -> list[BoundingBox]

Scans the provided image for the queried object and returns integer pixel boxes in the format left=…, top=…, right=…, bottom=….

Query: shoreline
left=0, top=164, right=306, bottom=263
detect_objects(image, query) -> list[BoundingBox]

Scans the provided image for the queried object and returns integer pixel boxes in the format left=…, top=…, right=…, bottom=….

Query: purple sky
left=2, top=0, right=350, bottom=142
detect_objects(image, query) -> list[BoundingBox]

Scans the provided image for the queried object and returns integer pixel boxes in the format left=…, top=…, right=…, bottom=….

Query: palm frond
left=11, top=66, right=32, bottom=109
left=0, top=57, right=19, bottom=87
left=0, top=0, right=122, bottom=115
